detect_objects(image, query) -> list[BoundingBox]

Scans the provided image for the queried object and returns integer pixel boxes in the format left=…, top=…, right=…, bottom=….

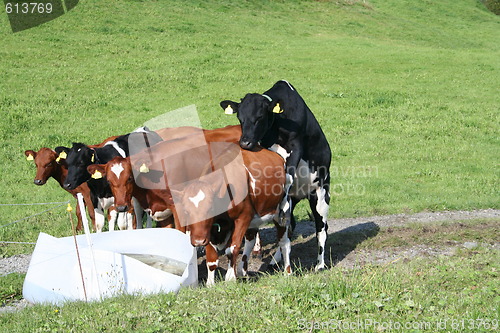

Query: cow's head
left=88, top=156, right=134, bottom=212
left=172, top=182, right=219, bottom=247
left=220, top=93, right=282, bottom=150
left=56, top=143, right=95, bottom=190
left=24, top=148, right=60, bottom=186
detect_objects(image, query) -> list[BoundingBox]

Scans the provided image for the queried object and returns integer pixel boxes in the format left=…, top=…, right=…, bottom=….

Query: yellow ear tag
left=26, top=154, right=34, bottom=161
left=91, top=154, right=95, bottom=163
left=224, top=105, right=234, bottom=115
left=91, top=170, right=103, bottom=179
left=272, top=103, right=283, bottom=114
left=56, top=151, right=67, bottom=163
left=139, top=163, right=150, bottom=173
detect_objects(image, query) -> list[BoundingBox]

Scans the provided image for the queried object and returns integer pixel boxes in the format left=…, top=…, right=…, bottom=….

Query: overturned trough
left=23, top=228, right=198, bottom=305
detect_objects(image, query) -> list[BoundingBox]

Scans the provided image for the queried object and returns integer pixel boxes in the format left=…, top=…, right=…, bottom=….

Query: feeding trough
left=23, top=228, right=198, bottom=305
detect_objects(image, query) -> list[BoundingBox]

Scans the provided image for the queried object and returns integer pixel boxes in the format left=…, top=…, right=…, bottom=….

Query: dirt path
left=1, top=209, right=498, bottom=313
left=198, top=209, right=500, bottom=281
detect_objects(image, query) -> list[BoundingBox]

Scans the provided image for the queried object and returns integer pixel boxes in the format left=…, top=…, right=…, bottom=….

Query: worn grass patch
left=355, top=219, right=500, bottom=250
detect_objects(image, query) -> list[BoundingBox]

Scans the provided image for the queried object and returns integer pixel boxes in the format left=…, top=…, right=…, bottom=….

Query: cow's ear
left=220, top=100, right=239, bottom=115
left=25, top=150, right=36, bottom=161
left=269, top=100, right=284, bottom=114
left=54, top=146, right=70, bottom=163
left=87, top=164, right=106, bottom=179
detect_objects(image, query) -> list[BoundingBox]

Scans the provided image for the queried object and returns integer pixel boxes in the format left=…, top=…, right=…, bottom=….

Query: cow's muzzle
left=192, top=238, right=208, bottom=247
left=239, top=139, right=255, bottom=150
left=116, top=205, right=129, bottom=212
left=34, top=179, right=45, bottom=186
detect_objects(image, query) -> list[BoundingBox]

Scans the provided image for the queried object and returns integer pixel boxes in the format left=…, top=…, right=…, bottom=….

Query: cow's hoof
left=314, top=263, right=326, bottom=272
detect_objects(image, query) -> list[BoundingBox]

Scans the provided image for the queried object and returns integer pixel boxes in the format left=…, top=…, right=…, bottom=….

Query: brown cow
left=172, top=145, right=289, bottom=285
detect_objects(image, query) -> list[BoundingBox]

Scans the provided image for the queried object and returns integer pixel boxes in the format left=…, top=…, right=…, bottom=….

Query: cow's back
left=242, top=147, right=285, bottom=215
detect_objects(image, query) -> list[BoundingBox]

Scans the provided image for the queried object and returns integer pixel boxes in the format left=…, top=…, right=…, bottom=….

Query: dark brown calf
left=25, top=148, right=96, bottom=231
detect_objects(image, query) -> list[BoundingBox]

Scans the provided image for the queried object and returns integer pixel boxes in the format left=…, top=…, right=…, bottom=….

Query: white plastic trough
left=23, top=228, right=198, bottom=305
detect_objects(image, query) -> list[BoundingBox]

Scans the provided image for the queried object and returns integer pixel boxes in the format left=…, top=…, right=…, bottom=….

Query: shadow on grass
left=196, top=220, right=380, bottom=285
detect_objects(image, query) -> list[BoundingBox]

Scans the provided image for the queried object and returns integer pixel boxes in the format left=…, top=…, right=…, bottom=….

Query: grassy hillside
left=0, top=0, right=499, bottom=330
left=0, top=0, right=498, bottom=247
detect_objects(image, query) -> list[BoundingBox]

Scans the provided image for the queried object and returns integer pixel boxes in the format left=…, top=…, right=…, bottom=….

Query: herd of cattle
left=24, top=80, right=332, bottom=285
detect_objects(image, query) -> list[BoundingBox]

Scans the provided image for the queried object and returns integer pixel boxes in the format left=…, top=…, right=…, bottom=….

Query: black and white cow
left=220, top=80, right=331, bottom=271
left=56, top=128, right=163, bottom=232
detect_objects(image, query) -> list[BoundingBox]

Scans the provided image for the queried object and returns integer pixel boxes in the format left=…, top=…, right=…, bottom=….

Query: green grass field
left=0, top=0, right=498, bottom=330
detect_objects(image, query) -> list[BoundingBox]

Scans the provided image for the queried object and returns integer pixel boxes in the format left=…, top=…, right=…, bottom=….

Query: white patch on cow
left=111, top=163, right=124, bottom=179
left=108, top=209, right=118, bottom=232
left=269, top=144, right=290, bottom=160
left=188, top=189, right=206, bottom=208
left=225, top=265, right=237, bottom=282
left=315, top=187, right=329, bottom=222
left=207, top=260, right=219, bottom=268
left=104, top=141, right=127, bottom=158
left=282, top=199, right=290, bottom=213
left=117, top=212, right=134, bottom=230
left=117, top=212, right=126, bottom=230
left=225, top=244, right=236, bottom=257
left=151, top=209, right=172, bottom=221
left=244, top=165, right=256, bottom=194
left=253, top=232, right=261, bottom=254
left=94, top=208, right=105, bottom=233
left=206, top=259, right=219, bottom=287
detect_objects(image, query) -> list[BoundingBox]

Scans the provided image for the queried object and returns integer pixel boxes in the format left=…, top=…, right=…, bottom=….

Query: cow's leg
left=252, top=231, right=261, bottom=256
left=278, top=173, right=294, bottom=227
left=108, top=208, right=118, bottom=232
left=205, top=244, right=219, bottom=286
left=238, top=228, right=258, bottom=277
left=225, top=215, right=250, bottom=282
left=125, top=212, right=134, bottom=230
left=132, top=197, right=142, bottom=229
left=74, top=198, right=83, bottom=232
left=82, top=193, right=96, bottom=231
left=94, top=204, right=105, bottom=233
left=145, top=211, right=153, bottom=228
left=309, top=184, right=330, bottom=271
left=270, top=197, right=298, bottom=268
left=275, top=223, right=292, bottom=275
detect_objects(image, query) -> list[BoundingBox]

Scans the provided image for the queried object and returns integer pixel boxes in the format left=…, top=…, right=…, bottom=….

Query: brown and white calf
left=172, top=144, right=289, bottom=285
left=88, top=156, right=176, bottom=228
